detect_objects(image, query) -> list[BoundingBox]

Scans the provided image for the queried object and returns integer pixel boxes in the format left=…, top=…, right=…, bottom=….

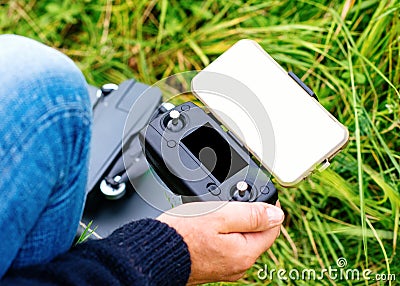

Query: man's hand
left=157, top=201, right=284, bottom=284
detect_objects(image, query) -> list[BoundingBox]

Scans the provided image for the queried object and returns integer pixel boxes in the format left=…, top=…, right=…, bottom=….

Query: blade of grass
left=347, top=43, right=368, bottom=266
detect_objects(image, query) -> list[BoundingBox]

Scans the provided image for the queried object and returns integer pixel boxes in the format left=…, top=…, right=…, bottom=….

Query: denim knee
left=0, top=34, right=90, bottom=116
left=0, top=34, right=92, bottom=160
left=0, top=35, right=92, bottom=275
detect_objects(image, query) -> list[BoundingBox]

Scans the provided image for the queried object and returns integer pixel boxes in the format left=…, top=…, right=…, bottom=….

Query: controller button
left=206, top=183, right=221, bottom=196
left=100, top=83, right=119, bottom=96
left=167, top=140, right=177, bottom=148
left=260, top=185, right=270, bottom=195
left=181, top=104, right=190, bottom=111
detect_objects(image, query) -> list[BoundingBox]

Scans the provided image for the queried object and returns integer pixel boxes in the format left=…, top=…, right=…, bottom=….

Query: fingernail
left=266, top=206, right=284, bottom=224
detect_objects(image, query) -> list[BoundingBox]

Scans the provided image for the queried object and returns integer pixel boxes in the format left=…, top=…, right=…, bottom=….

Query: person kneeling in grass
left=0, top=35, right=284, bottom=285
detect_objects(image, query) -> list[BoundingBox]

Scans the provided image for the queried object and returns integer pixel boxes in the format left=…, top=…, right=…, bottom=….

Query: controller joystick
left=164, top=110, right=185, bottom=132
left=232, top=181, right=252, bottom=201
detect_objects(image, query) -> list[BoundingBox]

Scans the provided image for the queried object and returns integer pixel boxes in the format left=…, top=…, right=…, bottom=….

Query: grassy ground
left=1, top=0, right=399, bottom=285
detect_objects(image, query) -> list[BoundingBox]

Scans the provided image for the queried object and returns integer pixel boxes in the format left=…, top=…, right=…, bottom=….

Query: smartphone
left=191, top=39, right=348, bottom=187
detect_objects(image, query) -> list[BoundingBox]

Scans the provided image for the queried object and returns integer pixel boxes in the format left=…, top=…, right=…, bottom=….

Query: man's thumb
left=219, top=202, right=284, bottom=233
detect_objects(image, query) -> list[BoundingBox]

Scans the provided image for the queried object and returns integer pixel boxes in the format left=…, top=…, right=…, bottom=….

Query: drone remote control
left=141, top=102, right=278, bottom=204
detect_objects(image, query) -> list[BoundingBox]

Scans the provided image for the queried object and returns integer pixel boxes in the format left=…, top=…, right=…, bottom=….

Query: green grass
left=1, top=0, right=399, bottom=285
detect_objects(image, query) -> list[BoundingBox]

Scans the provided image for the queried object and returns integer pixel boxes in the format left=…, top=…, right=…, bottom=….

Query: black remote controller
left=141, top=102, right=278, bottom=204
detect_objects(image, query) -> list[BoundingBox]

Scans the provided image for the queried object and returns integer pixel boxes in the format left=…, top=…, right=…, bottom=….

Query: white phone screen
left=191, top=39, right=348, bottom=186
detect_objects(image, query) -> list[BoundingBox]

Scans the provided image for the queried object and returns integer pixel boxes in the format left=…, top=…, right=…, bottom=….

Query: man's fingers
left=242, top=224, right=281, bottom=255
left=218, top=202, right=284, bottom=233
left=159, top=201, right=284, bottom=234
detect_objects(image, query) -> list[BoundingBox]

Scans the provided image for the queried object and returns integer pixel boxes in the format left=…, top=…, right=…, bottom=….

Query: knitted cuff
left=105, top=219, right=191, bottom=286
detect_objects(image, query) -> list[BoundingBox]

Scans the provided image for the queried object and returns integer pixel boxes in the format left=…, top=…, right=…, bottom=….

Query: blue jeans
left=0, top=35, right=91, bottom=277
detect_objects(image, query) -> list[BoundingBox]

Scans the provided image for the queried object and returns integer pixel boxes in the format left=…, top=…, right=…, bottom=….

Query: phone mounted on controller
left=82, top=39, right=349, bottom=236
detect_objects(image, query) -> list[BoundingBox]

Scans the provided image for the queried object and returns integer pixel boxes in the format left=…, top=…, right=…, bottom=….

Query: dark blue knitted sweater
left=2, top=219, right=191, bottom=285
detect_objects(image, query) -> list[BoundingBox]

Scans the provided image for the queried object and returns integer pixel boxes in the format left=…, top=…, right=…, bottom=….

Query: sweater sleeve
left=1, top=219, right=191, bottom=286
